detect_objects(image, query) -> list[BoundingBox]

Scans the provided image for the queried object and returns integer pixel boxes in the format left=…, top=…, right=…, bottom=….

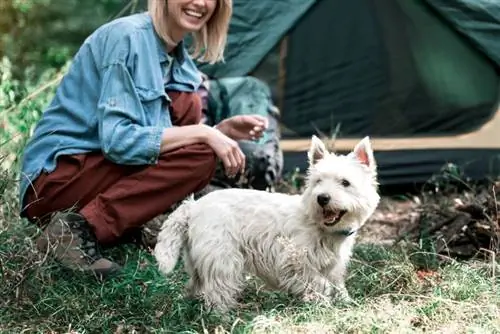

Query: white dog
left=154, top=135, right=380, bottom=312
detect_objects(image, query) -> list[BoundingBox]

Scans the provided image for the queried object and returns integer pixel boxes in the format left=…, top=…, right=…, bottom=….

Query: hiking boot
left=35, top=211, right=122, bottom=279
left=140, top=199, right=186, bottom=249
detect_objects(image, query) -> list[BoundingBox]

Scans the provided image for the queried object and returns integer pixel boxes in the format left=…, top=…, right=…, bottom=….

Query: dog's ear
left=308, top=135, right=328, bottom=165
left=352, top=136, right=376, bottom=171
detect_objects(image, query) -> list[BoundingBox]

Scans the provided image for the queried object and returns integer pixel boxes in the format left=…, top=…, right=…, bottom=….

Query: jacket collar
left=151, top=20, right=187, bottom=64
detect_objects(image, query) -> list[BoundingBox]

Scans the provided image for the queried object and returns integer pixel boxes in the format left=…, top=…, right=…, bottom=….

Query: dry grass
left=1, top=158, right=499, bottom=333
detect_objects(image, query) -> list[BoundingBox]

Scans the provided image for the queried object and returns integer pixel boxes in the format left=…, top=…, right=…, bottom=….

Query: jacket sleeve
left=96, top=60, right=164, bottom=165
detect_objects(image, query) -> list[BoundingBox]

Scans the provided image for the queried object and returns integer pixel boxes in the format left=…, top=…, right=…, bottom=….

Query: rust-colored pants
left=23, top=91, right=217, bottom=245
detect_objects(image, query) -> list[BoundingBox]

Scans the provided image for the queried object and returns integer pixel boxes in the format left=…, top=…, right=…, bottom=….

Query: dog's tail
left=153, top=196, right=194, bottom=275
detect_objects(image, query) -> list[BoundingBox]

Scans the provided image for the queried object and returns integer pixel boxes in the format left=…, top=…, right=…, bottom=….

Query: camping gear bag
left=201, top=76, right=284, bottom=191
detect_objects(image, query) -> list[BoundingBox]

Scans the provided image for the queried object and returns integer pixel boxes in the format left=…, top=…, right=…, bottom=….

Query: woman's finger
left=226, top=148, right=239, bottom=177
left=221, top=155, right=233, bottom=175
left=240, top=115, right=267, bottom=128
left=252, top=115, right=269, bottom=128
left=238, top=148, right=246, bottom=174
left=228, top=159, right=237, bottom=177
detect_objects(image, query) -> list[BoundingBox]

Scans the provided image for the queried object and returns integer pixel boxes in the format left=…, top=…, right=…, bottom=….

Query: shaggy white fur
left=154, top=135, right=381, bottom=312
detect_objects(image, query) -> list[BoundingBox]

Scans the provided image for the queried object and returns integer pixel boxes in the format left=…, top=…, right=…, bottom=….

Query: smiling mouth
left=184, top=9, right=204, bottom=19
left=323, top=208, right=348, bottom=226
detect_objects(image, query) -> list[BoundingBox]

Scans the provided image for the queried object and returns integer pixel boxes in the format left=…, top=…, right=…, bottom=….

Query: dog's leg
left=185, top=273, right=202, bottom=299
left=276, top=264, right=334, bottom=304
left=324, top=263, right=351, bottom=303
left=182, top=247, right=201, bottom=298
left=301, top=274, right=336, bottom=304
left=194, top=249, right=245, bottom=312
left=272, top=239, right=336, bottom=303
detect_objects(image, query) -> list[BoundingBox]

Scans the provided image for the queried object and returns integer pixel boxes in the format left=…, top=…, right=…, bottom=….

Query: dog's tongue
left=323, top=208, right=340, bottom=220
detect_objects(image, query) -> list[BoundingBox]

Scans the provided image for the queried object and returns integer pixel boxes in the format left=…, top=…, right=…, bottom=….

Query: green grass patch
left=1, top=203, right=499, bottom=333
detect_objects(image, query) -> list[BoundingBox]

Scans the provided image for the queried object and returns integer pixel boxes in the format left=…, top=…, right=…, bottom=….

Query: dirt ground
left=358, top=179, right=500, bottom=261
left=358, top=196, right=421, bottom=245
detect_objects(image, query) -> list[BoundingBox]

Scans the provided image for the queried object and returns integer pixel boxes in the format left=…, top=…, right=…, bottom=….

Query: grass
left=1, top=155, right=499, bottom=333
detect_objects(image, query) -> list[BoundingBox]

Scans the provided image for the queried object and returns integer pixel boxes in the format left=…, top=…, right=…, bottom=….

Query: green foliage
left=0, top=0, right=146, bottom=166
left=0, top=222, right=498, bottom=333
left=0, top=0, right=144, bottom=81
left=0, top=55, right=64, bottom=173
left=0, top=57, right=23, bottom=111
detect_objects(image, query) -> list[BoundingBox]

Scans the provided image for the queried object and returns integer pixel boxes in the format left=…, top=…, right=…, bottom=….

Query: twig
left=111, top=1, right=133, bottom=20
left=108, top=0, right=138, bottom=21
left=493, top=184, right=499, bottom=226
left=4, top=73, right=64, bottom=114
left=479, top=248, right=497, bottom=295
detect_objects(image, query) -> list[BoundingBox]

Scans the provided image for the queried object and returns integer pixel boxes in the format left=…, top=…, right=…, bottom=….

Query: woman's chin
left=179, top=17, right=206, bottom=33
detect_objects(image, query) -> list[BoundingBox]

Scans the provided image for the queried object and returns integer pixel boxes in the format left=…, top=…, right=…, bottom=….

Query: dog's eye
left=341, top=179, right=350, bottom=187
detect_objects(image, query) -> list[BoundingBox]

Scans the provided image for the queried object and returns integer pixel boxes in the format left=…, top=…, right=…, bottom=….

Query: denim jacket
left=18, top=12, right=202, bottom=213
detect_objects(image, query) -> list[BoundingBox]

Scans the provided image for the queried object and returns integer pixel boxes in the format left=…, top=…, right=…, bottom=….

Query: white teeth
left=184, top=9, right=203, bottom=18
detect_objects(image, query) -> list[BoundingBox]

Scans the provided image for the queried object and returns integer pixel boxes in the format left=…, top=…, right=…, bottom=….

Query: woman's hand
left=205, top=126, right=246, bottom=178
left=215, top=115, right=269, bottom=141
left=160, top=123, right=245, bottom=178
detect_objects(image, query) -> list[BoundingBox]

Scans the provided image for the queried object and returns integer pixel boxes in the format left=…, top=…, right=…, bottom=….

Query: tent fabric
left=196, top=0, right=500, bottom=79
left=195, top=0, right=500, bottom=140
left=279, top=0, right=499, bottom=140
left=425, top=0, right=500, bottom=68
left=196, top=0, right=316, bottom=78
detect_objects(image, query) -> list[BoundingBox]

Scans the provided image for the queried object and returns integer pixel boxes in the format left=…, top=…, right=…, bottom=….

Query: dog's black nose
left=317, top=193, right=331, bottom=207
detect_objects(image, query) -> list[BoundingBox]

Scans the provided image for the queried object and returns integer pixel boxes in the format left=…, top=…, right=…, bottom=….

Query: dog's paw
left=302, top=291, right=332, bottom=306
left=331, top=286, right=354, bottom=305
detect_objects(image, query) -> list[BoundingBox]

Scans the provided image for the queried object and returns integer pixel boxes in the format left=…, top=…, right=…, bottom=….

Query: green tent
left=196, top=0, right=500, bottom=186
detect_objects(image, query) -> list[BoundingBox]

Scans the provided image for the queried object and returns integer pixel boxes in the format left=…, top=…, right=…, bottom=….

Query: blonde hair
left=148, top=0, right=232, bottom=64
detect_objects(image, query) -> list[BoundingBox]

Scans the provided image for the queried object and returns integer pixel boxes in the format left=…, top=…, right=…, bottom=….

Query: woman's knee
left=189, top=142, right=217, bottom=174
left=190, top=143, right=218, bottom=187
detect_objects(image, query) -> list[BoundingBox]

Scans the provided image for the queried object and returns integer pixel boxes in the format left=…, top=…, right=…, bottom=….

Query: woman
left=18, top=0, right=268, bottom=279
